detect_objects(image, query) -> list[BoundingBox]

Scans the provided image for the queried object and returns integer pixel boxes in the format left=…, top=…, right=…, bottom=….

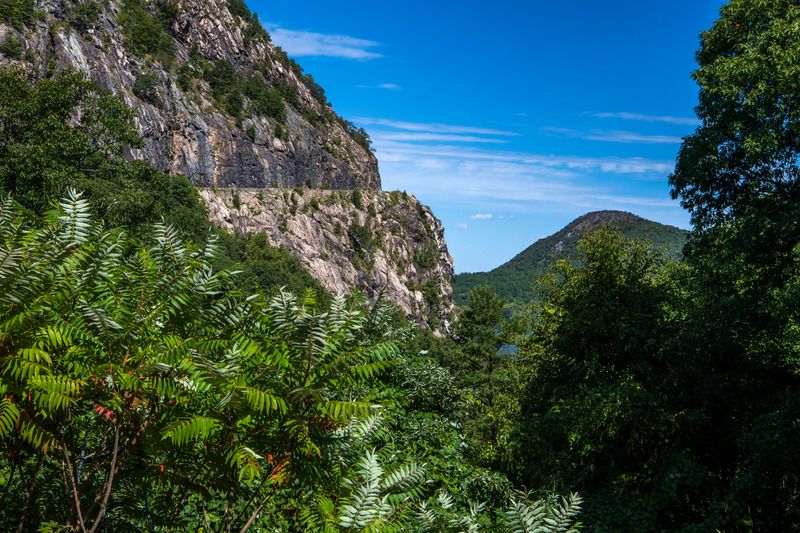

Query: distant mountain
left=455, top=210, right=688, bottom=306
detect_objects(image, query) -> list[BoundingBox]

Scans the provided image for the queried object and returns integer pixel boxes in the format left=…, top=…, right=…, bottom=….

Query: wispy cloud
left=377, top=141, right=673, bottom=175
left=590, top=111, right=699, bottom=126
left=470, top=213, right=494, bottom=220
left=542, top=126, right=683, bottom=144
left=374, top=132, right=509, bottom=144
left=455, top=223, right=469, bottom=230
left=373, top=138, right=678, bottom=213
left=584, top=130, right=683, bottom=144
left=357, top=83, right=402, bottom=90
left=269, top=27, right=382, bottom=60
left=355, top=117, right=518, bottom=137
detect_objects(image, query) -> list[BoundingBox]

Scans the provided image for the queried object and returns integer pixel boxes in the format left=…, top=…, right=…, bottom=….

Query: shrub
left=227, top=0, right=250, bottom=19
left=132, top=71, right=162, bottom=107
left=68, top=0, right=100, bottom=32
left=351, top=189, right=363, bottom=210
left=227, top=0, right=269, bottom=42
left=119, top=0, right=174, bottom=66
left=0, top=35, right=22, bottom=60
left=348, top=222, right=375, bottom=256
left=339, top=118, right=373, bottom=151
left=206, top=62, right=286, bottom=123
left=0, top=0, right=35, bottom=29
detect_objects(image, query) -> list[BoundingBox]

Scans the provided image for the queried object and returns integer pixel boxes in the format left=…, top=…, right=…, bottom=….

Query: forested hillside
left=455, top=210, right=687, bottom=305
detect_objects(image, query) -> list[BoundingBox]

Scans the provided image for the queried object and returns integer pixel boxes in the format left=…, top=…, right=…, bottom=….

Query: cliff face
left=201, top=188, right=455, bottom=330
left=0, top=0, right=456, bottom=329
left=0, top=0, right=379, bottom=189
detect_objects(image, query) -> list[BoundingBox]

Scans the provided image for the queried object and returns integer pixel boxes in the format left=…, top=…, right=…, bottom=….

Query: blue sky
left=246, top=0, right=726, bottom=273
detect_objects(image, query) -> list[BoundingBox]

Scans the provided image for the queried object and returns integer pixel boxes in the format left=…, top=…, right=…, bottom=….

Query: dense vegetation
left=119, top=0, right=176, bottom=67
left=2, top=0, right=800, bottom=530
left=455, top=211, right=687, bottom=306
left=0, top=0, right=36, bottom=30
left=0, top=191, right=582, bottom=531
left=0, top=67, right=320, bottom=300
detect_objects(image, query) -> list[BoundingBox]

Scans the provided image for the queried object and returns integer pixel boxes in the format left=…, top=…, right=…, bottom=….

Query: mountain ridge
left=455, top=210, right=687, bottom=305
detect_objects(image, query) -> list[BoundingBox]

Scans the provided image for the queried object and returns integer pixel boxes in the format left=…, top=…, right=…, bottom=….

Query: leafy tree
left=667, top=0, right=800, bottom=528
left=451, top=287, right=521, bottom=467
left=0, top=193, right=398, bottom=531
left=0, top=193, right=582, bottom=531
left=132, top=71, right=162, bottom=107
left=68, top=1, right=101, bottom=32
left=510, top=230, right=705, bottom=529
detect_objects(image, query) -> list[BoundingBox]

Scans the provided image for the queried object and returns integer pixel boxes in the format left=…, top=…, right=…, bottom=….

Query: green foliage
left=661, top=1, right=800, bottom=528
left=273, top=45, right=329, bottom=107
left=0, top=0, right=35, bottom=29
left=118, top=0, right=174, bottom=66
left=214, top=230, right=328, bottom=300
left=351, top=188, right=363, bottom=209
left=132, top=71, right=162, bottom=107
left=68, top=0, right=101, bottom=32
left=0, top=35, right=21, bottom=59
left=455, top=211, right=687, bottom=307
left=511, top=230, right=690, bottom=528
left=226, top=0, right=269, bottom=42
left=340, top=118, right=373, bottom=152
left=203, top=60, right=287, bottom=122
left=0, top=196, right=405, bottom=530
left=348, top=222, right=375, bottom=256
left=450, top=287, right=522, bottom=467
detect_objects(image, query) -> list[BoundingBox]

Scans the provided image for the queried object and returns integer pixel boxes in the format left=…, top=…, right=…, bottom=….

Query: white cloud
left=583, top=130, right=683, bottom=144
left=455, top=223, right=469, bottom=230
left=542, top=126, right=683, bottom=144
left=269, top=27, right=382, bottom=60
left=377, top=83, right=401, bottom=90
left=372, top=138, right=679, bottom=213
left=355, top=117, right=518, bottom=137
left=590, top=112, right=699, bottom=126
left=374, top=132, right=509, bottom=144
left=376, top=141, right=673, bottom=175
left=470, top=213, right=494, bottom=220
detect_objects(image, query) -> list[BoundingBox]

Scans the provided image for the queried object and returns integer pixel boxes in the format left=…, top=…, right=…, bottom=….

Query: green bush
left=68, top=0, right=100, bottom=32
left=348, top=222, right=375, bottom=256
left=227, top=0, right=269, bottom=42
left=205, top=61, right=286, bottom=122
left=0, top=35, right=21, bottom=60
left=119, top=0, right=174, bottom=66
left=351, top=189, right=363, bottom=209
left=132, top=71, right=162, bottom=107
left=0, top=0, right=35, bottom=29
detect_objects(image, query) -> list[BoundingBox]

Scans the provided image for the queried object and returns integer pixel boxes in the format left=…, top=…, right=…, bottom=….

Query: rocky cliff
left=202, top=188, right=455, bottom=330
left=0, top=0, right=456, bottom=328
left=0, top=0, right=379, bottom=189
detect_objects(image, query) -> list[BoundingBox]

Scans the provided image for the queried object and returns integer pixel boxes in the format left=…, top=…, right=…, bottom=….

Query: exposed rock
left=0, top=0, right=457, bottom=328
left=201, top=188, right=455, bottom=331
left=0, top=0, right=379, bottom=190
